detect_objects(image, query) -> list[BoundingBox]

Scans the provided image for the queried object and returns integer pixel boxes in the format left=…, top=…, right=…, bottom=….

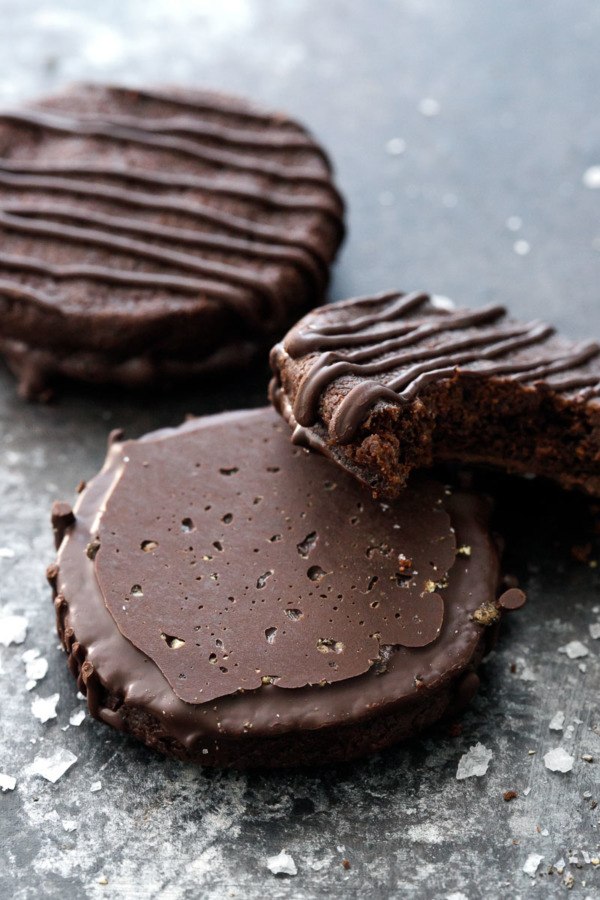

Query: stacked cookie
left=27, top=83, right=598, bottom=767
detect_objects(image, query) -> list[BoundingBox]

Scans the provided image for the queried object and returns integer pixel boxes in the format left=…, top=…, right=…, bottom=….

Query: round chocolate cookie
left=48, top=408, right=522, bottom=768
left=0, top=84, right=344, bottom=399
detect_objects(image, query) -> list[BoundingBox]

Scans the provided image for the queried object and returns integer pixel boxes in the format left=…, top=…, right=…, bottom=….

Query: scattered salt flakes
left=555, top=858, right=566, bottom=874
left=446, top=893, right=469, bottom=900
left=506, top=215, right=523, bottom=231
left=544, top=747, right=575, bottom=773
left=25, top=656, right=48, bottom=682
left=31, top=693, right=59, bottom=724
left=22, top=648, right=39, bottom=662
left=583, top=791, right=593, bottom=799
left=63, top=819, right=78, bottom=833
left=0, top=614, right=28, bottom=646
left=513, top=240, right=531, bottom=256
left=569, top=854, right=579, bottom=865
left=580, top=663, right=588, bottom=673
left=385, top=137, right=406, bottom=155
left=589, top=623, right=600, bottom=640
left=582, top=850, right=592, bottom=864
left=523, top=787, right=531, bottom=796
left=431, top=295, right=455, bottom=311
left=26, top=680, right=37, bottom=692
left=90, top=780, right=102, bottom=792
left=0, top=548, right=15, bottom=559
left=31, top=748, right=77, bottom=783
left=69, top=709, right=85, bottom=727
left=266, top=850, right=297, bottom=876
left=559, top=640, right=589, bottom=659
left=456, top=743, right=493, bottom=780
left=565, top=725, right=575, bottom=740
left=583, top=166, right=600, bottom=189
left=541, top=829, right=549, bottom=837
left=0, top=773, right=16, bottom=791
left=549, top=711, right=565, bottom=732
left=523, top=854, right=544, bottom=878
left=97, top=875, right=108, bottom=885
left=76, top=691, right=86, bottom=701
left=61, top=725, right=70, bottom=732
left=419, top=97, right=441, bottom=117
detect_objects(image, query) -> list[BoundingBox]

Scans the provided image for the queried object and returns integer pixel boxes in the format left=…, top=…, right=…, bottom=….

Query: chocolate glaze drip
left=0, top=86, right=343, bottom=334
left=282, top=292, right=600, bottom=443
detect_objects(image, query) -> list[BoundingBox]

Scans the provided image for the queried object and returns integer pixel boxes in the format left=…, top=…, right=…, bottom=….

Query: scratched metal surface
left=1, top=2, right=600, bottom=898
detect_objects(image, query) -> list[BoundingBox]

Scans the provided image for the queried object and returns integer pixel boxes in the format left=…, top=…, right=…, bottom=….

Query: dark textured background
left=1, top=2, right=600, bottom=898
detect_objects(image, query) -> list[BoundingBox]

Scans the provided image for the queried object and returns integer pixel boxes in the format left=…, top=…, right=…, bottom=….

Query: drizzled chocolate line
left=284, top=293, right=600, bottom=443
left=0, top=172, right=330, bottom=269
left=0, top=203, right=323, bottom=291
left=0, top=109, right=335, bottom=188
left=0, top=161, right=344, bottom=219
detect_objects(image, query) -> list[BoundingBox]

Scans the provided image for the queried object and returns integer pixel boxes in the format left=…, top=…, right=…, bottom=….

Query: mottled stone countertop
left=2, top=2, right=600, bottom=897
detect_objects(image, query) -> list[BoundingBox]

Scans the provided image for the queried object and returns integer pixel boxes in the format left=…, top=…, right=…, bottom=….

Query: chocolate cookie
left=270, top=291, right=600, bottom=498
left=48, top=408, right=522, bottom=767
left=0, top=84, right=344, bottom=399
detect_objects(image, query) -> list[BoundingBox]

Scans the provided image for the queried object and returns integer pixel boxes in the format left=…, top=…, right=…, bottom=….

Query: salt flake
left=589, top=623, right=600, bottom=640
left=549, top=711, right=565, bottom=731
left=559, top=640, right=589, bottom=659
left=523, top=853, right=544, bottom=877
left=431, top=295, right=455, bottom=311
left=0, top=614, right=28, bottom=646
left=0, top=773, right=16, bottom=791
left=266, top=850, right=297, bottom=876
left=31, top=748, right=77, bottom=783
left=63, top=819, right=78, bottom=832
left=31, top=693, right=59, bottom=723
left=456, top=743, right=493, bottom=779
left=90, top=780, right=102, bottom=792
left=0, top=548, right=15, bottom=559
left=69, top=709, right=85, bottom=727
left=25, top=656, right=48, bottom=682
left=544, top=747, right=575, bottom=773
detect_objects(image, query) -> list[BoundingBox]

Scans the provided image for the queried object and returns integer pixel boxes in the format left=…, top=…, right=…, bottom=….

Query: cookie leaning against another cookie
left=0, top=83, right=344, bottom=399
left=270, top=291, right=600, bottom=498
left=48, top=408, right=522, bottom=768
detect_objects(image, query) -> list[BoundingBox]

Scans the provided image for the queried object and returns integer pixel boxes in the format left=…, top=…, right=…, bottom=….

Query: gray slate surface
left=1, top=1, right=600, bottom=897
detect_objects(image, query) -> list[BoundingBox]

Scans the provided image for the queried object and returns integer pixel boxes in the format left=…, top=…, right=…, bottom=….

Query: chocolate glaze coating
left=270, top=291, right=600, bottom=497
left=0, top=84, right=344, bottom=399
left=48, top=409, right=516, bottom=767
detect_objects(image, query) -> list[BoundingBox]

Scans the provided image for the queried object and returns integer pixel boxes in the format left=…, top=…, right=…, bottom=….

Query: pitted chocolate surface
left=51, top=408, right=508, bottom=755
left=95, top=413, right=455, bottom=703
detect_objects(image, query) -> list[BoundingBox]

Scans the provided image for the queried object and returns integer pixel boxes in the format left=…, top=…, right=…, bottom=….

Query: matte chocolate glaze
left=270, top=292, right=600, bottom=497
left=0, top=84, right=344, bottom=398
left=49, top=408, right=513, bottom=763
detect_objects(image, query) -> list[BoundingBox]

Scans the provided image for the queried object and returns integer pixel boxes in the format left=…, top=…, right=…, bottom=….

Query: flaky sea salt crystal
left=0, top=773, right=16, bottom=791
left=266, top=850, right=297, bottom=876
left=431, top=295, right=455, bottom=311
left=549, top=711, right=565, bottom=731
left=589, top=623, right=600, bottom=640
left=69, top=709, right=85, bottom=727
left=0, top=614, right=27, bottom=646
left=0, top=548, right=15, bottom=559
left=559, top=640, right=589, bottom=659
left=31, top=748, right=77, bottom=783
left=523, top=854, right=544, bottom=877
left=554, top=858, right=566, bottom=874
left=90, top=781, right=102, bottom=792
left=456, top=743, right=493, bottom=780
left=26, top=680, right=36, bottom=691
left=25, top=656, right=48, bottom=682
left=583, top=166, right=600, bottom=189
left=63, top=820, right=78, bottom=832
left=31, top=693, right=59, bottom=723
left=544, top=747, right=575, bottom=773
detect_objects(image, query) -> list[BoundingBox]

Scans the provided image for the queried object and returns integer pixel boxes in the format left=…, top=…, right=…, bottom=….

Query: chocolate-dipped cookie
left=270, top=291, right=600, bottom=498
left=48, top=408, right=522, bottom=768
left=0, top=84, right=344, bottom=399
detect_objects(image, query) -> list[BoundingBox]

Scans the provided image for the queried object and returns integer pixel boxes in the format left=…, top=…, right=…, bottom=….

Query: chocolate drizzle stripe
left=0, top=252, right=251, bottom=305
left=330, top=331, right=593, bottom=443
left=0, top=161, right=344, bottom=220
left=0, top=203, right=323, bottom=291
left=0, top=109, right=336, bottom=189
left=0, top=172, right=330, bottom=270
left=107, top=85, right=303, bottom=128
left=0, top=211, right=280, bottom=314
left=313, top=292, right=431, bottom=339
left=293, top=306, right=520, bottom=426
left=0, top=277, right=61, bottom=310
left=71, top=112, right=323, bottom=153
